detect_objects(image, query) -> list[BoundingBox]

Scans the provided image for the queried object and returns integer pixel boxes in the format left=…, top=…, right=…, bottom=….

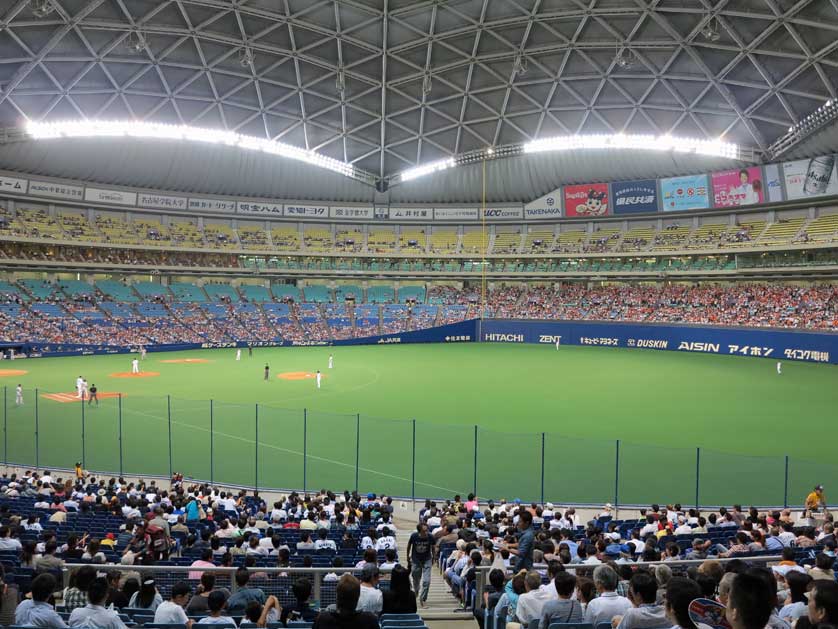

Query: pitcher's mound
left=278, top=371, right=326, bottom=381
left=160, top=359, right=212, bottom=364
left=109, top=371, right=160, bottom=378
left=0, top=369, right=28, bottom=377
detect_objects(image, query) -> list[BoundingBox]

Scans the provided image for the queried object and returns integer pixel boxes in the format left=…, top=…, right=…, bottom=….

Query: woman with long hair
left=382, top=564, right=417, bottom=614
left=128, top=579, right=162, bottom=611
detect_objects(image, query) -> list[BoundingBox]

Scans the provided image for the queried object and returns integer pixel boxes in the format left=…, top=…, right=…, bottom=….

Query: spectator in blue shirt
left=15, top=573, right=67, bottom=628
left=504, top=510, right=535, bottom=571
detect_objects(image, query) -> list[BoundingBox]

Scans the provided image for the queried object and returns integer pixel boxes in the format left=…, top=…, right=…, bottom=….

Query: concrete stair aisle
left=394, top=516, right=470, bottom=622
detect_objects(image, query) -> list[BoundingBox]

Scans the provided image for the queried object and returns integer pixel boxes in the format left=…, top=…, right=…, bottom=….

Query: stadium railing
left=4, top=387, right=835, bottom=509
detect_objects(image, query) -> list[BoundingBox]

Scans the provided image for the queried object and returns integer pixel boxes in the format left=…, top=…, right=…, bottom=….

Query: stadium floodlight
left=25, top=120, right=358, bottom=178
left=701, top=16, right=721, bottom=42
left=126, top=31, right=147, bottom=54
left=400, top=157, right=455, bottom=182
left=523, top=133, right=740, bottom=159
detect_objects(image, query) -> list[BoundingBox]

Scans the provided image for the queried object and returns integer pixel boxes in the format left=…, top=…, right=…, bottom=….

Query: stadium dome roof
left=0, top=0, right=837, bottom=203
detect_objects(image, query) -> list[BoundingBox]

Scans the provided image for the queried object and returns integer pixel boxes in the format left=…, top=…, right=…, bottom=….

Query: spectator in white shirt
left=153, top=581, right=193, bottom=628
left=0, top=526, right=21, bottom=551
left=379, top=549, right=397, bottom=571
left=376, top=527, right=396, bottom=551
left=584, top=565, right=632, bottom=625
left=296, top=531, right=315, bottom=550
left=315, top=528, right=337, bottom=551
left=246, top=536, right=268, bottom=556
left=516, top=570, right=553, bottom=627
left=356, top=564, right=383, bottom=614
left=613, top=571, right=671, bottom=629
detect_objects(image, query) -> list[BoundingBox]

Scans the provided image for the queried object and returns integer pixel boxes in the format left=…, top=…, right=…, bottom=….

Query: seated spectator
left=153, top=581, right=193, bottom=627
left=726, top=573, right=774, bottom=629
left=315, top=527, right=337, bottom=551
left=807, top=553, right=836, bottom=581
left=81, top=538, right=106, bottom=564
left=804, top=580, right=838, bottom=626
left=280, top=578, right=318, bottom=625
left=128, top=579, right=163, bottom=611
left=63, top=566, right=97, bottom=613
left=197, top=590, right=234, bottom=625
left=664, top=577, right=702, bottom=629
left=0, top=526, right=21, bottom=551
left=34, top=540, right=65, bottom=573
left=516, top=570, right=551, bottom=627
left=15, top=573, right=67, bottom=628
left=226, top=568, right=266, bottom=615
left=779, top=571, right=811, bottom=621
left=187, top=573, right=231, bottom=616
left=69, top=576, right=127, bottom=628
left=243, top=596, right=281, bottom=626
left=382, top=565, right=417, bottom=615
left=357, top=563, right=383, bottom=614
left=313, top=573, right=378, bottom=629
left=585, top=565, right=632, bottom=625
left=189, top=548, right=217, bottom=580
left=540, top=571, right=583, bottom=629
left=613, top=571, right=670, bottom=629
left=297, top=531, right=315, bottom=550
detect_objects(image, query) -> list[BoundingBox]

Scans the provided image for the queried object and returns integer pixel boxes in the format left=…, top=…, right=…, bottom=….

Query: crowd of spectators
left=0, top=281, right=835, bottom=349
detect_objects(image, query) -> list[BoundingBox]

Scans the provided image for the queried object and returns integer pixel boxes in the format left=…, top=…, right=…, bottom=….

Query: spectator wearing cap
left=356, top=563, right=383, bottom=614
left=128, top=579, right=163, bottom=611
left=806, top=485, right=826, bottom=512
left=15, top=573, right=67, bottom=628
left=585, top=565, right=632, bottom=625
left=613, top=571, right=671, bottom=629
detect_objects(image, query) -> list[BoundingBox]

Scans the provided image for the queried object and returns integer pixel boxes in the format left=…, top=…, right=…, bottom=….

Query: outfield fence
left=3, top=387, right=835, bottom=508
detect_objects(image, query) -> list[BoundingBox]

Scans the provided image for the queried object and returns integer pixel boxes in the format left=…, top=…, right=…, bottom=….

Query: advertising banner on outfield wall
left=660, top=174, right=710, bottom=211
left=236, top=201, right=283, bottom=216
left=284, top=204, right=328, bottom=218
left=480, top=319, right=838, bottom=364
left=711, top=167, right=764, bottom=208
left=138, top=193, right=188, bottom=211
left=763, top=163, right=784, bottom=203
left=330, top=206, right=375, bottom=220
left=189, top=198, right=237, bottom=212
left=434, top=207, right=479, bottom=221
left=389, top=207, right=432, bottom=221
left=0, top=175, right=27, bottom=194
left=782, top=156, right=838, bottom=200
left=524, top=188, right=562, bottom=220
left=611, top=179, right=658, bottom=214
left=482, top=206, right=524, bottom=220
left=564, top=183, right=610, bottom=217
left=28, top=180, right=84, bottom=201
left=84, top=187, right=137, bottom=206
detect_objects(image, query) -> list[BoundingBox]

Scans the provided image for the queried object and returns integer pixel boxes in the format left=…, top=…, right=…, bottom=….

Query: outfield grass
left=2, top=344, right=836, bottom=506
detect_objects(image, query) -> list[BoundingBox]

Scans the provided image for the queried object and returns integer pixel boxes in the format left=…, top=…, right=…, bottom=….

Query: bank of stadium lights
left=25, top=120, right=358, bottom=178
left=768, top=99, right=838, bottom=160
left=397, top=133, right=740, bottom=182
left=523, top=134, right=740, bottom=159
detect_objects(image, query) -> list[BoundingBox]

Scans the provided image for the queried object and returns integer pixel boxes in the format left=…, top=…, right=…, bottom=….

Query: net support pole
left=34, top=388, right=39, bottom=470
left=81, top=397, right=86, bottom=470
left=118, top=394, right=123, bottom=476
left=210, top=399, right=214, bottom=485
left=3, top=386, right=6, bottom=467
left=255, top=403, right=259, bottom=492
left=411, top=419, right=416, bottom=503
left=614, top=439, right=620, bottom=511
left=695, top=447, right=701, bottom=509
left=167, top=395, right=172, bottom=478
left=473, top=425, right=478, bottom=496
left=354, top=414, right=360, bottom=494
left=303, top=408, right=307, bottom=493
left=783, top=455, right=789, bottom=509
left=540, top=433, right=546, bottom=505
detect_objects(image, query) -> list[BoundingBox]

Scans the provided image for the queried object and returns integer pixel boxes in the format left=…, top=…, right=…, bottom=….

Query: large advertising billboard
left=611, top=179, right=658, bottom=214
left=563, top=183, right=610, bottom=217
left=660, top=174, right=710, bottom=211
left=782, top=156, right=838, bottom=200
left=711, top=167, right=764, bottom=208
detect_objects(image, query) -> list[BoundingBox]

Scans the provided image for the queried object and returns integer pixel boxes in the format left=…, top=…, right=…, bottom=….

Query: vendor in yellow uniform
left=805, top=484, right=826, bottom=512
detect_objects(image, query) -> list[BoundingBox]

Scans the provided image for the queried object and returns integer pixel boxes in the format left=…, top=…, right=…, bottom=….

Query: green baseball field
left=1, top=343, right=836, bottom=507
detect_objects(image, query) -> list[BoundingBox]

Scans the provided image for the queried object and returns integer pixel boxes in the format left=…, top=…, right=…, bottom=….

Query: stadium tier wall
left=11, top=318, right=837, bottom=364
